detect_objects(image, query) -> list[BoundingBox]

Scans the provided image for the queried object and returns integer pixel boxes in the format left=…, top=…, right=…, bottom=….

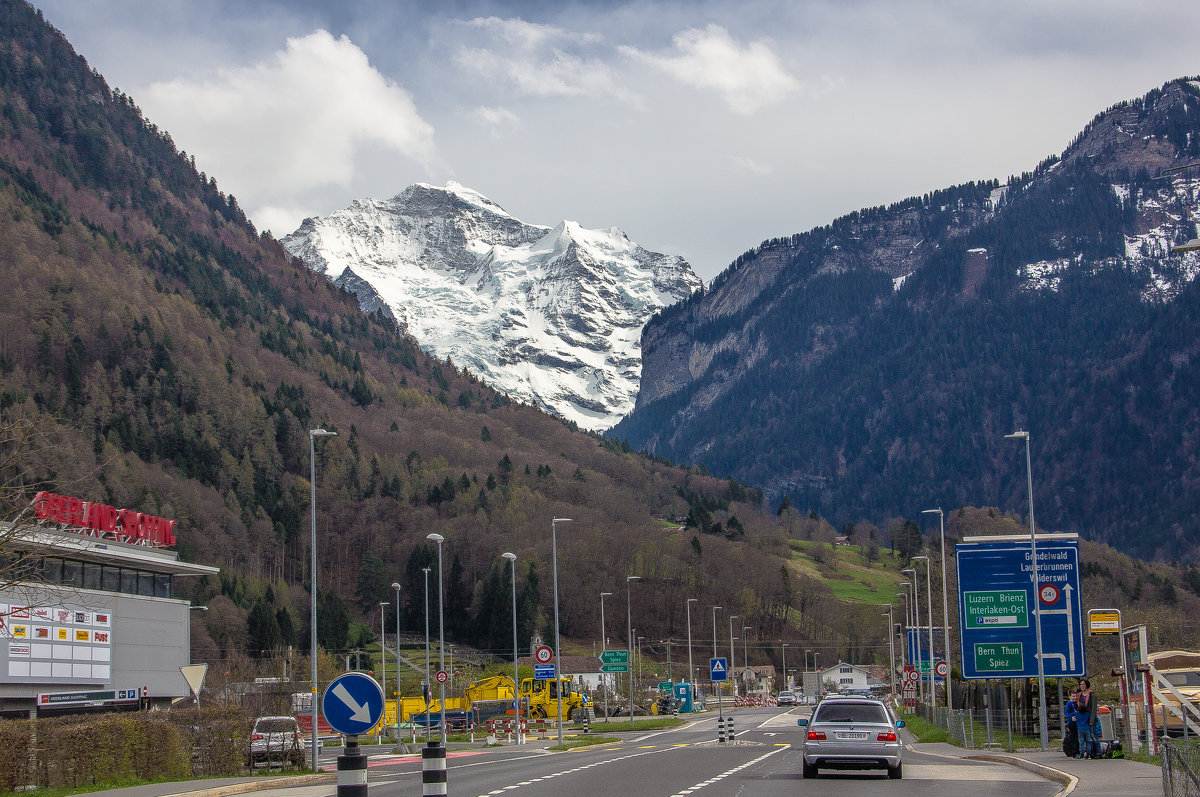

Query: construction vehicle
left=462, top=674, right=590, bottom=721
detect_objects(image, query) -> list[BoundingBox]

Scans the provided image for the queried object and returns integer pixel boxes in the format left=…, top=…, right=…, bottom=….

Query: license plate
left=836, top=732, right=868, bottom=740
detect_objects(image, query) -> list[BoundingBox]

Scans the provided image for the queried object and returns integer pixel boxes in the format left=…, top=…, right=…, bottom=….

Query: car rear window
left=256, top=719, right=298, bottom=733
left=813, top=703, right=889, bottom=724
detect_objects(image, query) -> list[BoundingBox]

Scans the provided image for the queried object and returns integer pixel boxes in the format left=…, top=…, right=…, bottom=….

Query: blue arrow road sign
left=322, top=672, right=385, bottom=736
left=956, top=536, right=1085, bottom=680
left=709, top=657, right=728, bottom=682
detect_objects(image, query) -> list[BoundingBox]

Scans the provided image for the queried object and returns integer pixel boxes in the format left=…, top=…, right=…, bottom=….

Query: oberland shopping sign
left=33, top=492, right=177, bottom=548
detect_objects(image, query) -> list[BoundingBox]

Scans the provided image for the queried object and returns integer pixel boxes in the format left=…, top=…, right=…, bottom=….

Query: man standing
left=1077, top=678, right=1100, bottom=759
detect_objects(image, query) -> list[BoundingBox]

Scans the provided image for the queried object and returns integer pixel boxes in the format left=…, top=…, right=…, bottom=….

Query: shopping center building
left=0, top=492, right=218, bottom=717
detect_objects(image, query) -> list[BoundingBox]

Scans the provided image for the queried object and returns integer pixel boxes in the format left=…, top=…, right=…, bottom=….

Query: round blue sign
left=321, top=672, right=385, bottom=736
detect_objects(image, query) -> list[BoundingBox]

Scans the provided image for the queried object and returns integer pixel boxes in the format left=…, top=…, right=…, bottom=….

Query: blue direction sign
left=533, top=664, right=556, bottom=680
left=322, top=672, right=385, bottom=736
left=709, top=657, right=728, bottom=682
left=905, top=627, right=945, bottom=683
left=956, top=535, right=1085, bottom=680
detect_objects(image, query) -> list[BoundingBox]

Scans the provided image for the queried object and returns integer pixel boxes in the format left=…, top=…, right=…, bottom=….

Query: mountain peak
left=282, top=185, right=702, bottom=429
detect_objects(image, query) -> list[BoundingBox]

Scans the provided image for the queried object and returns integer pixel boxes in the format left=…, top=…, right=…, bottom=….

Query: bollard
left=727, top=717, right=735, bottom=741
left=583, top=713, right=590, bottom=734
left=422, top=740, right=447, bottom=797
left=336, top=735, right=367, bottom=797
left=718, top=716, right=726, bottom=744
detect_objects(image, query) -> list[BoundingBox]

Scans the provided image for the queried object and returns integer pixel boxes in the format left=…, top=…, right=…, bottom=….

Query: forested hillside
left=615, top=78, right=1200, bottom=563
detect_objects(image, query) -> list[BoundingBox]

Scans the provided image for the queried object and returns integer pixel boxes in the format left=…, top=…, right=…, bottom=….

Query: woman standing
left=1077, top=678, right=1100, bottom=759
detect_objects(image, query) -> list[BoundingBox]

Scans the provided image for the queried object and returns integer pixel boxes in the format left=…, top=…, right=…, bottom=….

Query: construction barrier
left=486, top=718, right=527, bottom=743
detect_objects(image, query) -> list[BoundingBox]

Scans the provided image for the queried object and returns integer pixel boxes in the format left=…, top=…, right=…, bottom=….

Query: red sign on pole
left=534, top=645, right=554, bottom=664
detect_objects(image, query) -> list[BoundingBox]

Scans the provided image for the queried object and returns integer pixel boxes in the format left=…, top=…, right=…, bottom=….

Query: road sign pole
left=337, top=734, right=367, bottom=797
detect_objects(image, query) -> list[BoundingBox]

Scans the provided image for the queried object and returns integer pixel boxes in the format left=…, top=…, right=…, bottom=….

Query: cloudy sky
left=32, top=0, right=1200, bottom=280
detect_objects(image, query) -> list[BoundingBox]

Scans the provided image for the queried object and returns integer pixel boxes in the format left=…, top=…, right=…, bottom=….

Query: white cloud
left=732, top=155, right=773, bottom=175
left=472, top=106, right=521, bottom=135
left=621, top=25, right=800, bottom=114
left=453, top=17, right=635, bottom=102
left=139, top=29, right=437, bottom=229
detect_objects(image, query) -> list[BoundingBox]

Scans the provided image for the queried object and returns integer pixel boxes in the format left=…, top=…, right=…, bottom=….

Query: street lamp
left=686, top=598, right=698, bottom=687
left=782, top=643, right=789, bottom=692
left=379, top=601, right=388, bottom=742
left=551, top=517, right=572, bottom=743
left=391, top=582, right=401, bottom=704
left=913, top=555, right=935, bottom=714
left=502, top=553, right=520, bottom=742
left=600, top=591, right=613, bottom=722
left=882, top=605, right=896, bottom=697
left=1006, top=430, right=1049, bottom=751
left=922, top=508, right=952, bottom=711
left=307, top=427, right=336, bottom=769
left=728, top=615, right=738, bottom=696
left=902, top=569, right=922, bottom=704
left=426, top=532, right=446, bottom=746
left=421, top=566, right=432, bottom=713
left=743, top=626, right=751, bottom=690
left=712, top=606, right=723, bottom=723
left=626, top=576, right=641, bottom=728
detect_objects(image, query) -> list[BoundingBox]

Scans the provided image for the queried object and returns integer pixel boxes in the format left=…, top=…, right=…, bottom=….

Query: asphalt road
left=251, top=707, right=1060, bottom=797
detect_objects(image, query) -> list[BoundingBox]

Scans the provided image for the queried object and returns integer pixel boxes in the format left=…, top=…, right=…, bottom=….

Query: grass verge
left=549, top=735, right=622, bottom=751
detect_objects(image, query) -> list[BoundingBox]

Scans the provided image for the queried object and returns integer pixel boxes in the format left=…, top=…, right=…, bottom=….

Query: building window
left=102, top=565, right=121, bottom=592
left=120, top=569, right=138, bottom=594
left=840, top=666, right=852, bottom=674
left=43, top=558, right=63, bottom=583
left=138, top=571, right=154, bottom=597
left=61, top=560, right=82, bottom=587
left=155, top=574, right=171, bottom=598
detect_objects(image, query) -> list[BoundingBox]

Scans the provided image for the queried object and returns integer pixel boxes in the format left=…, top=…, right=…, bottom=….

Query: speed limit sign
left=534, top=645, right=554, bottom=664
left=934, top=660, right=949, bottom=678
left=435, top=669, right=449, bottom=684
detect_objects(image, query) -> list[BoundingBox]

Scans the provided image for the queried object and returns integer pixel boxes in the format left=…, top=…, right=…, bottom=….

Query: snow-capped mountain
left=281, top=182, right=702, bottom=430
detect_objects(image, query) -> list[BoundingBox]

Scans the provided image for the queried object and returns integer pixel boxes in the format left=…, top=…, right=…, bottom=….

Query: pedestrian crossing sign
left=709, top=657, right=728, bottom=681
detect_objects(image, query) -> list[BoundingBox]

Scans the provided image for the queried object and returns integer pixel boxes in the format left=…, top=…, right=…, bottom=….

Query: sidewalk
left=913, top=740, right=1164, bottom=796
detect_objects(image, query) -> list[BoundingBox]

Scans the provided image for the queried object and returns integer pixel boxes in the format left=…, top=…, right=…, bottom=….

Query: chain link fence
left=1164, top=741, right=1200, bottom=797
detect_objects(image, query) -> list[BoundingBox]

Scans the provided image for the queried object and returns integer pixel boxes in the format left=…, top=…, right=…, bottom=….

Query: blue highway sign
left=956, top=536, right=1084, bottom=680
left=709, top=657, right=728, bottom=682
left=322, top=672, right=385, bottom=736
left=534, top=664, right=556, bottom=680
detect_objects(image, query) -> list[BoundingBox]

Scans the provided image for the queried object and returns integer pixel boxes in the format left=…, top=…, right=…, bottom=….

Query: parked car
left=248, top=716, right=308, bottom=768
left=797, top=696, right=904, bottom=779
left=776, top=690, right=796, bottom=706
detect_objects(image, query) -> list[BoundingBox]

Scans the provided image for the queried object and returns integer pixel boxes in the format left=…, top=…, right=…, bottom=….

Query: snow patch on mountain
left=281, top=182, right=702, bottom=430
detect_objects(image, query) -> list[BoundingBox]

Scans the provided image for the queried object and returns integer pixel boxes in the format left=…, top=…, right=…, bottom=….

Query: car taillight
left=251, top=733, right=264, bottom=741
left=807, top=730, right=826, bottom=740
left=877, top=731, right=897, bottom=742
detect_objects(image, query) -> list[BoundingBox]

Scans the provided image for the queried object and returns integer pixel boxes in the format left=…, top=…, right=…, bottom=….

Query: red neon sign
left=32, top=492, right=176, bottom=547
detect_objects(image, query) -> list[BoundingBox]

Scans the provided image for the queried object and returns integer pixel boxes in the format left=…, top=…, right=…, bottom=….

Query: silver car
left=797, top=697, right=904, bottom=779
left=248, top=716, right=308, bottom=768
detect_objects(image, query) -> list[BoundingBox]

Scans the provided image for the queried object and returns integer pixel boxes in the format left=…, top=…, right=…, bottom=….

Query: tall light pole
left=686, top=598, right=698, bottom=688
left=913, top=555, right=935, bottom=714
left=600, top=591, right=613, bottom=722
left=502, top=553, right=520, bottom=741
left=308, top=427, right=336, bottom=769
left=728, top=615, right=738, bottom=696
left=426, top=533, right=446, bottom=745
left=712, top=606, right=723, bottom=722
left=421, top=566, right=432, bottom=710
left=902, top=569, right=922, bottom=704
left=379, top=601, right=388, bottom=742
left=882, top=605, right=896, bottom=697
left=626, top=576, right=641, bottom=728
left=897, top=586, right=910, bottom=688
left=391, top=582, right=401, bottom=707
left=1006, top=430, right=1049, bottom=751
left=923, top=508, right=952, bottom=711
left=781, top=643, right=789, bottom=692
left=551, top=517, right=572, bottom=743
left=743, top=626, right=751, bottom=692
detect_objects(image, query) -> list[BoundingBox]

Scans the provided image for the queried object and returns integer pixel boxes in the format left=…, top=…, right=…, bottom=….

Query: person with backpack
left=1063, top=689, right=1081, bottom=758
left=1077, top=678, right=1101, bottom=759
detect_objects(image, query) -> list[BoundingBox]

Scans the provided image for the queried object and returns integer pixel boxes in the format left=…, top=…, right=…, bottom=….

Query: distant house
left=733, top=664, right=776, bottom=697
left=816, top=661, right=882, bottom=693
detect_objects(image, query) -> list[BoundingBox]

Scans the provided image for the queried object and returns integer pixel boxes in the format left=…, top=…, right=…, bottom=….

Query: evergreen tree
left=246, top=595, right=281, bottom=657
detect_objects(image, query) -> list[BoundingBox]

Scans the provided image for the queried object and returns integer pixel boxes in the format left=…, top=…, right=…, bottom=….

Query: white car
left=776, top=690, right=796, bottom=706
left=248, top=716, right=308, bottom=768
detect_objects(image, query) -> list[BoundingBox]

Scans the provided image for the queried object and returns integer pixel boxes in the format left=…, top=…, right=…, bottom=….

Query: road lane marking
left=472, top=744, right=678, bottom=797
left=668, top=746, right=788, bottom=796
